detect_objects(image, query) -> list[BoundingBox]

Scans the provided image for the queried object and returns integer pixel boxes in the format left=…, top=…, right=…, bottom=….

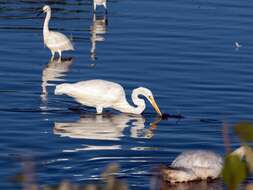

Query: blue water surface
left=1, top=0, right=253, bottom=189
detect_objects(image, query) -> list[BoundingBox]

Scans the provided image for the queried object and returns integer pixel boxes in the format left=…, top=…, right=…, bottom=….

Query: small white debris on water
left=235, top=42, right=242, bottom=48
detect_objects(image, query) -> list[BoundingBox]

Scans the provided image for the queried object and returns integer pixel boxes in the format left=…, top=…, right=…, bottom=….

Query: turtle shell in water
left=163, top=150, right=223, bottom=183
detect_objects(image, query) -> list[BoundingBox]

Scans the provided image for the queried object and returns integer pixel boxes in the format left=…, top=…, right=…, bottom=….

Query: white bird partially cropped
left=54, top=79, right=162, bottom=116
left=39, top=5, right=74, bottom=60
left=162, top=146, right=246, bottom=183
left=93, top=0, right=107, bottom=13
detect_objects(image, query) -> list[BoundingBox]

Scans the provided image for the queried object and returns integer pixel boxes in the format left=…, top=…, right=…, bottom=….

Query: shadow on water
left=157, top=180, right=223, bottom=190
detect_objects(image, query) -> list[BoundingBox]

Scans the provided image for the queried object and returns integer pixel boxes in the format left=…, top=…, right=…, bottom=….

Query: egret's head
left=37, top=5, right=51, bottom=16
left=134, top=87, right=162, bottom=116
left=42, top=5, right=51, bottom=13
left=55, top=83, right=71, bottom=95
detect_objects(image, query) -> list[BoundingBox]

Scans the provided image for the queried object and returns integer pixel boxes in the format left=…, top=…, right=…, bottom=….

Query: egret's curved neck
left=43, top=10, right=51, bottom=39
left=114, top=89, right=146, bottom=115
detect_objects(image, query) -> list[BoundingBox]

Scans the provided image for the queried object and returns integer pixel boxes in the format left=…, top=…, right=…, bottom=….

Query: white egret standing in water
left=162, top=146, right=246, bottom=183
left=39, top=5, right=74, bottom=60
left=54, top=79, right=162, bottom=115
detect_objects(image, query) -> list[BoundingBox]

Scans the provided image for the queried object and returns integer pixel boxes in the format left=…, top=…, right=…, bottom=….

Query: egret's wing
left=47, top=31, right=74, bottom=50
left=71, top=80, right=125, bottom=105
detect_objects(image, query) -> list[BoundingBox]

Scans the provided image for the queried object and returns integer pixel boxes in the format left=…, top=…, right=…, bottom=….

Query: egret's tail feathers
left=55, top=83, right=70, bottom=95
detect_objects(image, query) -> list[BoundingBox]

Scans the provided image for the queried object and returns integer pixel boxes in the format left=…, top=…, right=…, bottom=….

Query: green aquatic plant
left=222, top=154, right=247, bottom=190
left=222, top=122, right=253, bottom=190
left=235, top=122, right=253, bottom=143
left=14, top=162, right=128, bottom=190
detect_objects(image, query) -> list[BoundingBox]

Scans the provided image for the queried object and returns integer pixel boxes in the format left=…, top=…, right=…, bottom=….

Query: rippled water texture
left=1, top=0, right=253, bottom=189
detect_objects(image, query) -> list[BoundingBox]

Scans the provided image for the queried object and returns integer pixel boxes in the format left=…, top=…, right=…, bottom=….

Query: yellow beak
left=148, top=96, right=162, bottom=116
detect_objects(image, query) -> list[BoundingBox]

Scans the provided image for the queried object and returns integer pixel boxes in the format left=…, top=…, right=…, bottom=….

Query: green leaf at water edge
left=235, top=122, right=253, bottom=142
left=222, top=155, right=247, bottom=190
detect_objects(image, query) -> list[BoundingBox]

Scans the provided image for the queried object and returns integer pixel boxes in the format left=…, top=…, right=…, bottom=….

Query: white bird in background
left=93, top=0, right=107, bottom=13
left=54, top=79, right=162, bottom=116
left=162, top=146, right=246, bottom=183
left=39, top=5, right=74, bottom=60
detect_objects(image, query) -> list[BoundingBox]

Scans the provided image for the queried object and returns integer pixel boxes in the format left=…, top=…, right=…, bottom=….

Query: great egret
left=162, top=146, right=246, bottom=183
left=54, top=79, right=162, bottom=116
left=39, top=5, right=74, bottom=60
left=93, top=0, right=107, bottom=13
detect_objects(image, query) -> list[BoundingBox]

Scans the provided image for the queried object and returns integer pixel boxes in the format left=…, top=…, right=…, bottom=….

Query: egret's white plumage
left=41, top=5, right=74, bottom=59
left=54, top=79, right=162, bottom=115
left=93, top=0, right=107, bottom=12
left=162, top=146, right=246, bottom=183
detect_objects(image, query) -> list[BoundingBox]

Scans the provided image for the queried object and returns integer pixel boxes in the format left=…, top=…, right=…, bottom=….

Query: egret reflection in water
left=93, top=0, right=107, bottom=13
left=41, top=57, right=73, bottom=102
left=53, top=113, right=158, bottom=141
left=90, top=14, right=107, bottom=60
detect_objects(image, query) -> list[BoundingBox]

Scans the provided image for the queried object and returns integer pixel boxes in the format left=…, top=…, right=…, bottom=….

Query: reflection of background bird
left=162, top=146, right=246, bottom=183
left=55, top=79, right=162, bottom=115
left=93, top=0, right=107, bottom=13
left=53, top=113, right=147, bottom=140
left=39, top=5, right=74, bottom=60
left=41, top=58, right=73, bottom=102
left=90, top=14, right=107, bottom=60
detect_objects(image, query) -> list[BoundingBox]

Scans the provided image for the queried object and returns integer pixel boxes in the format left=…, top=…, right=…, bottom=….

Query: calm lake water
left=1, top=0, right=253, bottom=189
